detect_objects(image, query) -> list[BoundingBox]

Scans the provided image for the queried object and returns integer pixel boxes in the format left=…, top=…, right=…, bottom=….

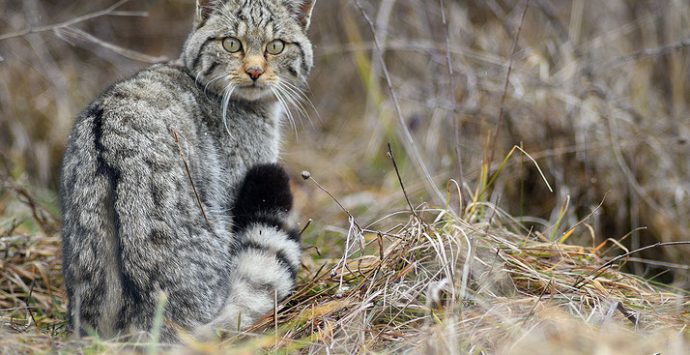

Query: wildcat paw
left=233, top=163, right=293, bottom=218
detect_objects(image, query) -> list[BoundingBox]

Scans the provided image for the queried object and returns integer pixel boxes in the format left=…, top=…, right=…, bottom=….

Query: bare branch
left=0, top=0, right=136, bottom=41
left=485, top=0, right=530, bottom=170
left=573, top=241, right=690, bottom=289
left=605, top=37, right=690, bottom=68
left=439, top=0, right=465, bottom=188
left=0, top=1, right=164, bottom=64
left=352, top=0, right=445, bottom=205
left=386, top=143, right=418, bottom=219
left=302, top=170, right=362, bottom=232
left=55, top=27, right=167, bottom=64
left=170, top=128, right=212, bottom=228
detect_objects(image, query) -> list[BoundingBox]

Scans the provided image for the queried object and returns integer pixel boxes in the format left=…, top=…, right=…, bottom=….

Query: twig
left=362, top=0, right=394, bottom=143
left=0, top=152, right=12, bottom=176
left=521, top=278, right=553, bottom=325
left=12, top=186, right=58, bottom=233
left=623, top=257, right=690, bottom=270
left=616, top=302, right=639, bottom=327
left=298, top=218, right=313, bottom=237
left=302, top=245, right=322, bottom=258
left=352, top=0, right=445, bottom=204
left=573, top=241, right=690, bottom=289
left=0, top=0, right=137, bottom=41
left=485, top=0, right=530, bottom=169
left=0, top=1, right=164, bottom=64
left=24, top=272, right=38, bottom=331
left=386, top=143, right=418, bottom=219
left=170, top=128, right=211, bottom=227
left=438, top=0, right=464, bottom=186
left=301, top=171, right=361, bottom=231
left=55, top=27, right=167, bottom=64
left=377, top=232, right=384, bottom=261
left=605, top=37, right=690, bottom=68
left=107, top=11, right=149, bottom=17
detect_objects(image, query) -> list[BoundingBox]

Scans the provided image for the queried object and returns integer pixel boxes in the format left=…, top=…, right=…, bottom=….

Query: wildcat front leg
left=196, top=164, right=301, bottom=337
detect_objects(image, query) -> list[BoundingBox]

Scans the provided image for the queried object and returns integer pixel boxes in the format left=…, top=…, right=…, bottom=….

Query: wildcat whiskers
left=271, top=86, right=298, bottom=137
left=220, top=83, right=236, bottom=138
left=280, top=79, right=320, bottom=123
left=203, top=74, right=228, bottom=97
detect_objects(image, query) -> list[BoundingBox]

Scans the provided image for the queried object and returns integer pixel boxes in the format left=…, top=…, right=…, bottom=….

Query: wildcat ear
left=195, top=0, right=215, bottom=25
left=284, top=0, right=316, bottom=29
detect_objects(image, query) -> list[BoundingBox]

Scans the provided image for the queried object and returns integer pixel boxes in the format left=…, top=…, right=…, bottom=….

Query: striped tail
left=197, top=164, right=301, bottom=337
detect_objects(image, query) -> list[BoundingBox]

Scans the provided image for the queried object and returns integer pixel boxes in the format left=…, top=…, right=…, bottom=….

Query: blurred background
left=1, top=0, right=689, bottom=287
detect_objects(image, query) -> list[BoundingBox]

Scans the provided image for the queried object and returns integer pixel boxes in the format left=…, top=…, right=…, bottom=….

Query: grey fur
left=60, top=0, right=315, bottom=340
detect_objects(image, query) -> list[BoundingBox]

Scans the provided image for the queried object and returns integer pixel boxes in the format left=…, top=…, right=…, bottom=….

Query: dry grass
left=1, top=0, right=690, bottom=353
left=1, top=178, right=688, bottom=353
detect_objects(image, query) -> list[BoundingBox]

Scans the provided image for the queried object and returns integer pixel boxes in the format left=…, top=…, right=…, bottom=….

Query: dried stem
left=485, top=0, right=530, bottom=169
left=386, top=143, right=418, bottom=218
left=352, top=0, right=445, bottom=204
left=0, top=0, right=138, bottom=41
left=302, top=171, right=362, bottom=231
left=55, top=27, right=167, bottom=64
left=170, top=128, right=211, bottom=227
left=573, top=241, right=690, bottom=289
left=0, top=0, right=163, bottom=64
left=438, top=0, right=464, bottom=185
left=605, top=37, right=690, bottom=68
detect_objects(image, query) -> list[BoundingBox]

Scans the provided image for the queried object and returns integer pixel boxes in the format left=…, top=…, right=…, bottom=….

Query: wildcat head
left=182, top=0, right=315, bottom=102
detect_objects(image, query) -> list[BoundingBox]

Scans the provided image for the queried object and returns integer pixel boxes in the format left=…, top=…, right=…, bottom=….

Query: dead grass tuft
left=1, top=181, right=687, bottom=353
left=0, top=178, right=64, bottom=337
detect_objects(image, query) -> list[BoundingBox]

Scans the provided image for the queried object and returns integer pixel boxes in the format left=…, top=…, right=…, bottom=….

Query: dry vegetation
left=1, top=0, right=689, bottom=353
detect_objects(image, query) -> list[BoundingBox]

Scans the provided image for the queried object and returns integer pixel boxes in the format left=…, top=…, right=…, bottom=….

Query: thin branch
left=107, top=11, right=149, bottom=17
left=573, top=241, right=690, bottom=289
left=623, top=256, right=690, bottom=270
left=605, top=37, right=690, bottom=68
left=24, top=273, right=38, bottom=331
left=386, top=143, right=418, bottom=219
left=616, top=302, right=639, bottom=327
left=301, top=171, right=362, bottom=231
left=521, top=278, right=553, bottom=325
left=0, top=0, right=136, bottom=41
left=439, top=0, right=464, bottom=185
left=170, top=128, right=211, bottom=228
left=55, top=27, right=167, bottom=64
left=298, top=218, right=313, bottom=237
left=352, top=0, right=445, bottom=205
left=485, top=0, right=530, bottom=169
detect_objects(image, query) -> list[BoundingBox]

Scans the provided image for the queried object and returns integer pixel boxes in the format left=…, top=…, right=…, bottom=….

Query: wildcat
left=59, top=0, right=315, bottom=340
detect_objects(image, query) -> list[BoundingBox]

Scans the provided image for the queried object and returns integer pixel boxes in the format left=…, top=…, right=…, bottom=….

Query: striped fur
left=59, top=0, right=314, bottom=341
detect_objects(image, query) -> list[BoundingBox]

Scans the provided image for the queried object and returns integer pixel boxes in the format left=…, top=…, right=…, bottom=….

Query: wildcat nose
left=245, top=67, right=264, bottom=81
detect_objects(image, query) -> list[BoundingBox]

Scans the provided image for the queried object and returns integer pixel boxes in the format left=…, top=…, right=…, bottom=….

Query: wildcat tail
left=197, top=164, right=300, bottom=337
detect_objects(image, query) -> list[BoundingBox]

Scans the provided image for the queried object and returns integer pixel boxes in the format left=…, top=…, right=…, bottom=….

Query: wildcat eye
left=222, top=37, right=242, bottom=53
left=266, top=40, right=285, bottom=55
